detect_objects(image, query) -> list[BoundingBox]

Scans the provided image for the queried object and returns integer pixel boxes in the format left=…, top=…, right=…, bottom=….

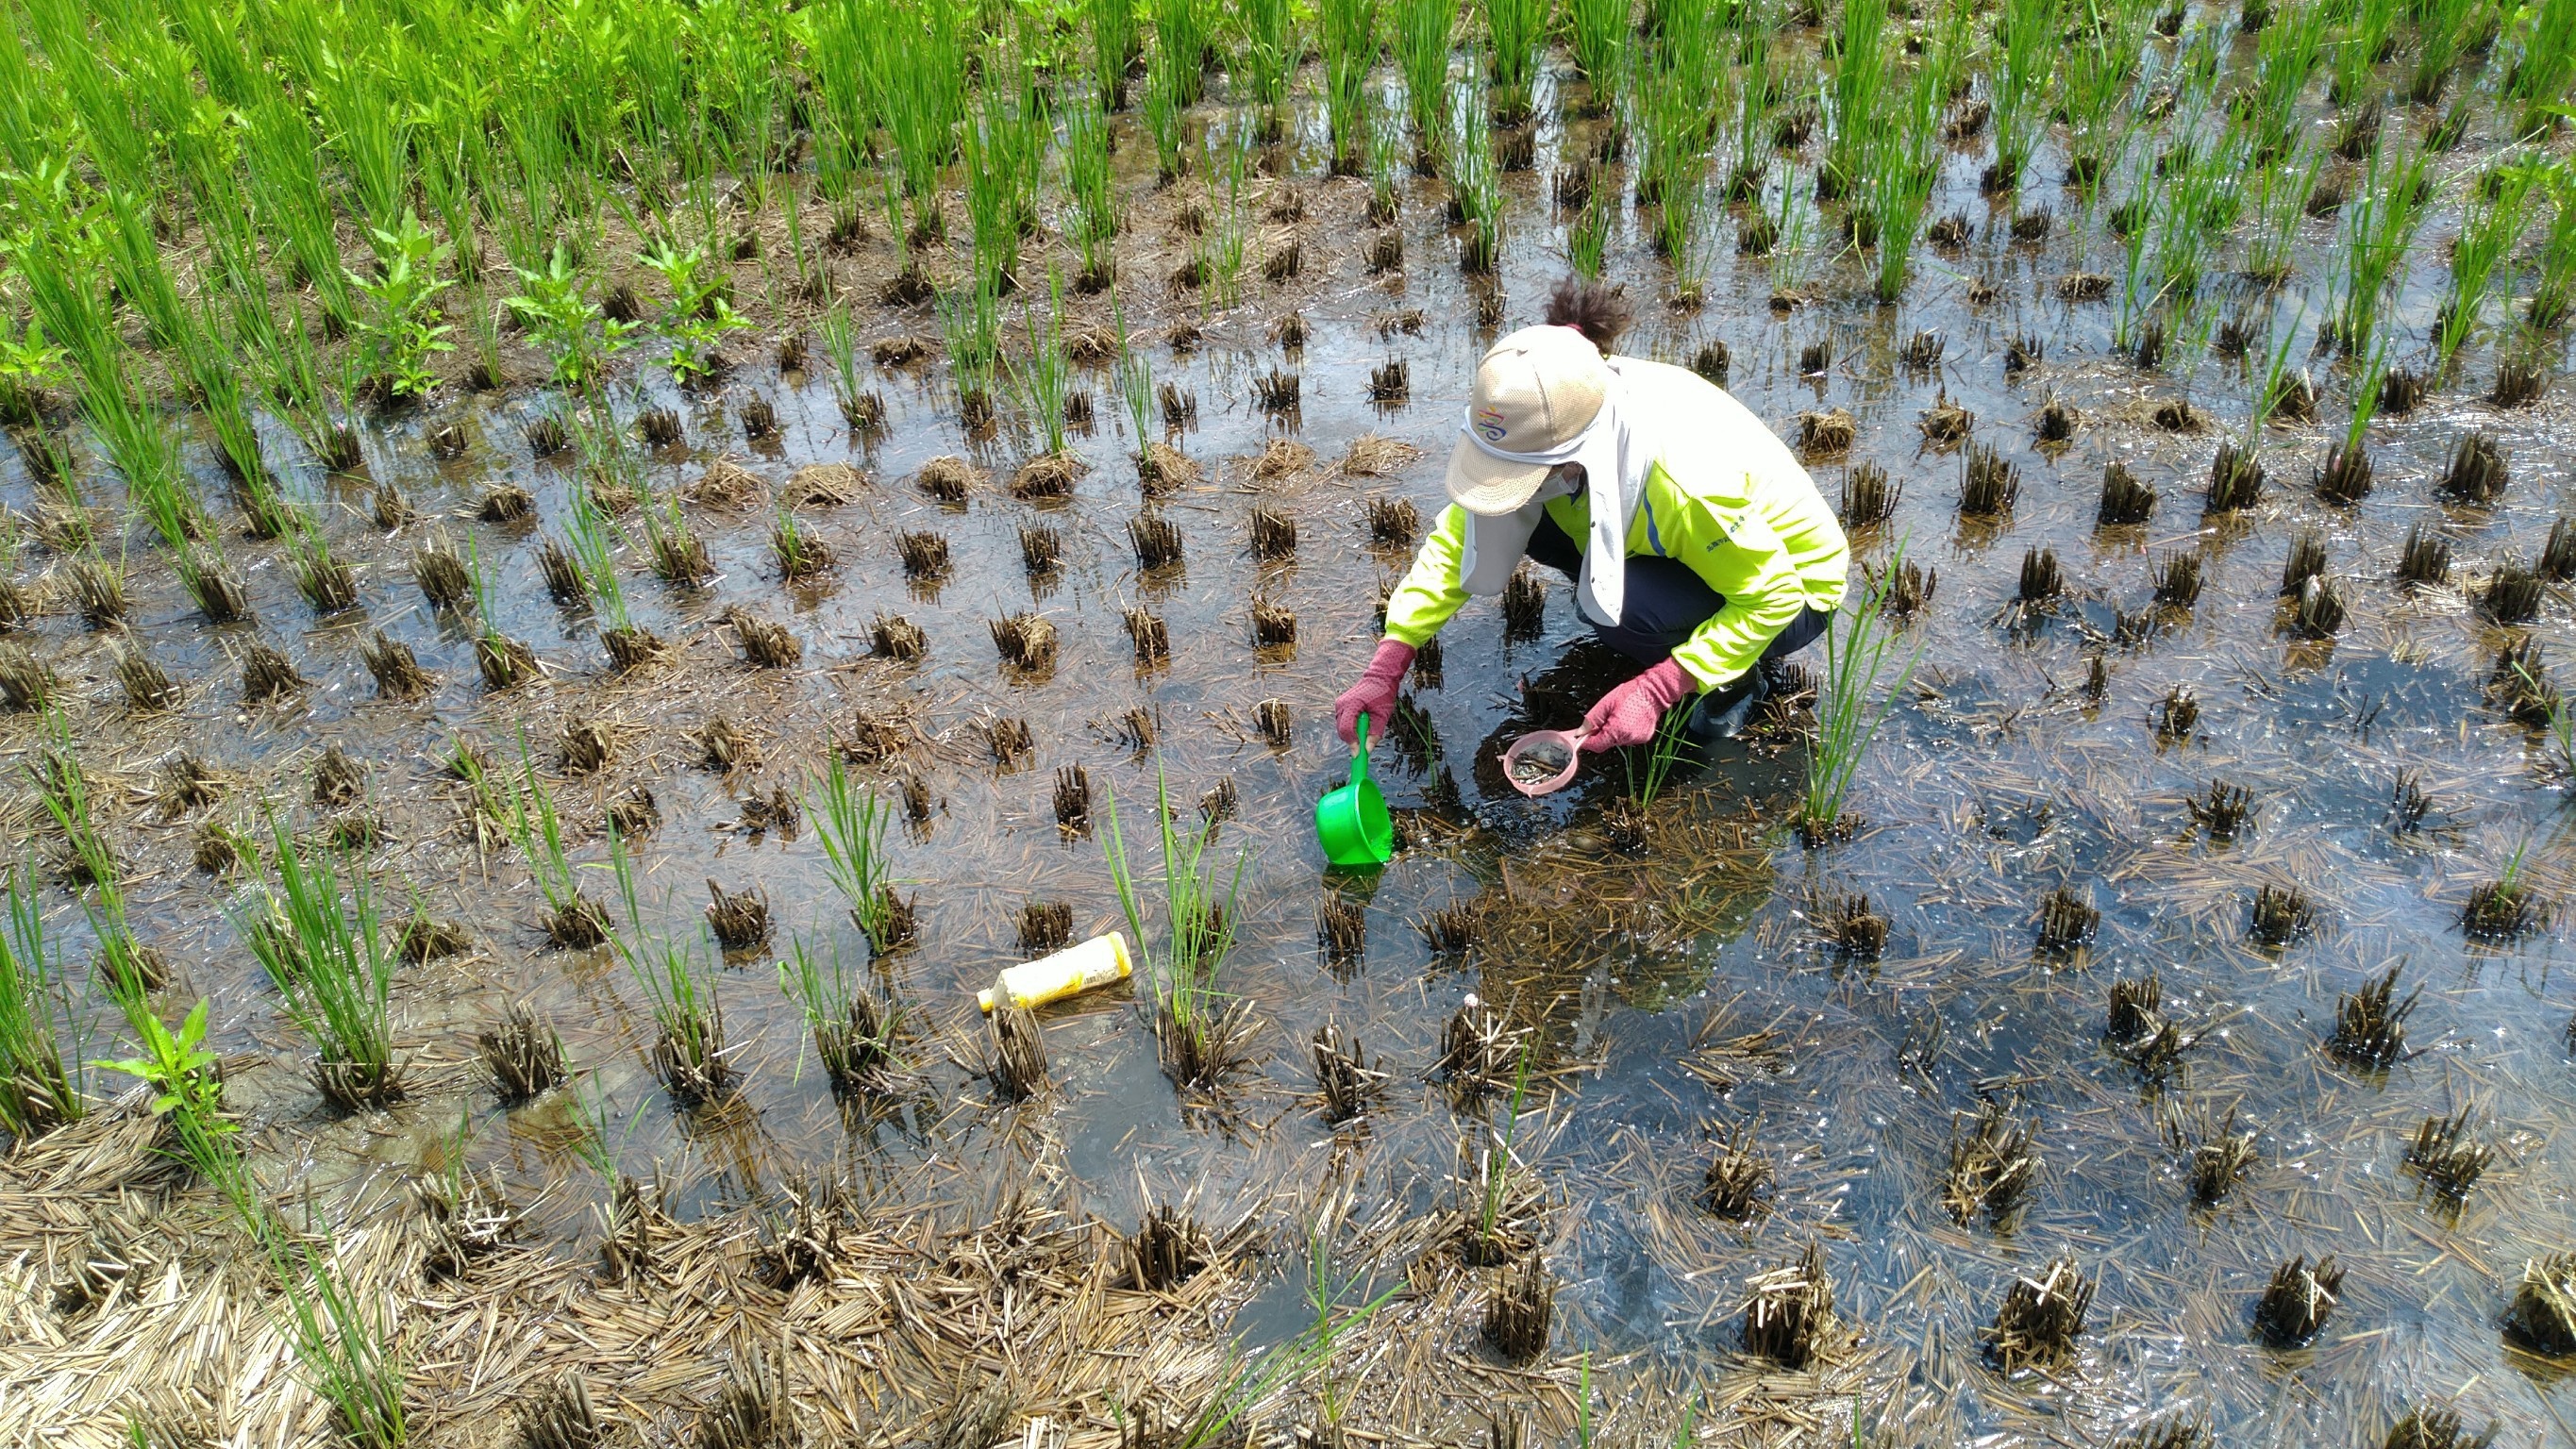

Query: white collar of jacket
left=1457, top=360, right=1653, bottom=626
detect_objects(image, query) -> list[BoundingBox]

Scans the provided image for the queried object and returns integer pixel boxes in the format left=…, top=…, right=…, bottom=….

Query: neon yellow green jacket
left=1382, top=359, right=1851, bottom=691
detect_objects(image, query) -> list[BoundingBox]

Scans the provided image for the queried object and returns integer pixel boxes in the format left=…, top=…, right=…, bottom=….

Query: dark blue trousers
left=1524, top=516, right=1832, bottom=737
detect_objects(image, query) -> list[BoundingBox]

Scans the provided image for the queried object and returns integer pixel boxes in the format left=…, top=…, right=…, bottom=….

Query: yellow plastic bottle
left=976, top=931, right=1133, bottom=1013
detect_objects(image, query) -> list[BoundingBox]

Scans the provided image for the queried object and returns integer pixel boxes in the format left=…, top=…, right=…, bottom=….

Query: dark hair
left=1543, top=276, right=1630, bottom=356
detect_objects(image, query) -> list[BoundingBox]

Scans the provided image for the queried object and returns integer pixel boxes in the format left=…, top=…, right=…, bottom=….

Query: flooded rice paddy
left=7, top=13, right=2576, bottom=1449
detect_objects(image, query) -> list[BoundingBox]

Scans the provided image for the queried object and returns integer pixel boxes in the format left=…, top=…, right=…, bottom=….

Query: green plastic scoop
left=1315, top=712, right=1396, bottom=868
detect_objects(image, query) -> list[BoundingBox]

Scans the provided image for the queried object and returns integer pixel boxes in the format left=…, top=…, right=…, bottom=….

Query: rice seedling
left=232, top=817, right=404, bottom=1110
left=2526, top=171, right=2576, bottom=327
left=2436, top=160, right=2537, bottom=365
left=2331, top=142, right=2431, bottom=356
left=490, top=748, right=609, bottom=951
left=1394, top=0, right=1456, bottom=152
left=1799, top=547, right=1920, bottom=843
left=1987, top=0, right=2056, bottom=194
left=261, top=1228, right=409, bottom=1449
left=1739, top=1243, right=1834, bottom=1368
left=776, top=935, right=899, bottom=1098
left=1446, top=70, right=1507, bottom=274
left=605, top=831, right=732, bottom=1110
left=811, top=753, right=914, bottom=956
left=0, top=862, right=83, bottom=1141
left=1101, top=764, right=1254, bottom=1091
left=2253, top=1254, right=2344, bottom=1347
left=1310, top=0, right=1377, bottom=173
left=2490, top=0, right=2574, bottom=124
left=769, top=505, right=836, bottom=583
left=2463, top=846, right=2544, bottom=939
left=1984, top=1255, right=2094, bottom=1373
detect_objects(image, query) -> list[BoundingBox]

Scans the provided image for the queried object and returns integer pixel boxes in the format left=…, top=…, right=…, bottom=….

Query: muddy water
left=8, top=42, right=2576, bottom=1444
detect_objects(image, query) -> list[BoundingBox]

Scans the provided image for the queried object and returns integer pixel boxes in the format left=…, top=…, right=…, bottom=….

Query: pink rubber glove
left=1580, top=658, right=1697, bottom=752
left=1334, top=639, right=1416, bottom=744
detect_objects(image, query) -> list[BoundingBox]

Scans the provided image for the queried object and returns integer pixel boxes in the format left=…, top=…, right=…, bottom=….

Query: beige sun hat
left=1443, top=325, right=1613, bottom=516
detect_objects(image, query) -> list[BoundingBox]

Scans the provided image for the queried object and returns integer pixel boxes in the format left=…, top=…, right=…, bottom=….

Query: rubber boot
left=1681, top=668, right=1771, bottom=747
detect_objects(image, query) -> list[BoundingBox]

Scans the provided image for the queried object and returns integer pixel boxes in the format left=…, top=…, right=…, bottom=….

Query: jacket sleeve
left=1380, top=503, right=1472, bottom=646
left=1666, top=496, right=1805, bottom=691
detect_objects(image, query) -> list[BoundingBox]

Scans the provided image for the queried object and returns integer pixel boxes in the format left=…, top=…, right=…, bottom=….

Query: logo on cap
left=1473, top=406, right=1508, bottom=444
